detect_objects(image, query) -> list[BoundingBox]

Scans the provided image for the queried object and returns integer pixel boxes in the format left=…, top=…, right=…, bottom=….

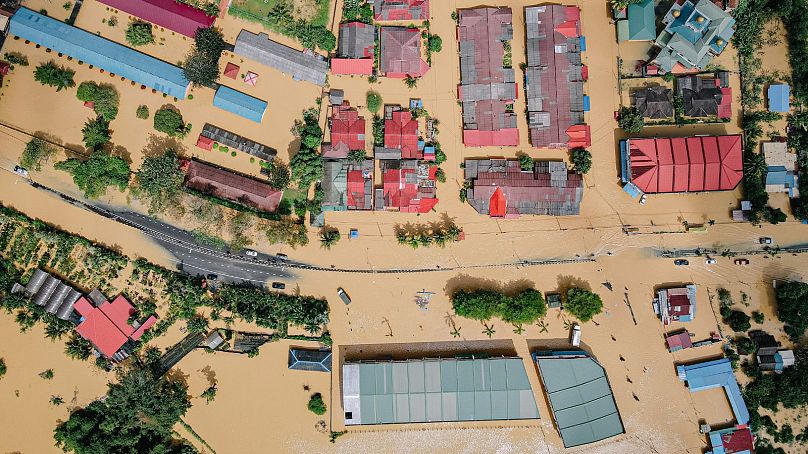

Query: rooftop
left=706, top=425, right=754, bottom=454
left=658, top=285, right=697, bottom=323
left=374, top=0, right=429, bottom=21
left=653, top=0, right=736, bottom=72
left=322, top=159, right=374, bottom=211
left=378, top=160, right=438, bottom=213
left=234, top=30, right=329, bottom=86
left=326, top=102, right=366, bottom=157
left=617, top=0, right=656, bottom=42
left=677, top=358, right=750, bottom=425
left=288, top=349, right=333, bottom=372
left=199, top=124, right=276, bottom=162
left=767, top=83, right=790, bottom=113
left=383, top=109, right=420, bottom=159
left=338, top=22, right=375, bottom=59
left=74, top=294, right=157, bottom=359
left=184, top=160, right=283, bottom=213
left=380, top=27, right=429, bottom=77
left=676, top=75, right=732, bottom=118
left=212, top=86, right=267, bottom=123
left=634, top=86, right=674, bottom=119
left=96, top=0, right=215, bottom=38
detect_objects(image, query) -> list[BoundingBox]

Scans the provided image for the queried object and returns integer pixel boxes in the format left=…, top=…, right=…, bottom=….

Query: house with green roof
left=617, top=0, right=656, bottom=42
left=652, top=0, right=735, bottom=73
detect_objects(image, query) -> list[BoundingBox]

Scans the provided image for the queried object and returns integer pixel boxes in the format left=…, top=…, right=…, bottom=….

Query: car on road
left=735, top=258, right=750, bottom=265
left=244, top=249, right=258, bottom=257
left=13, top=166, right=29, bottom=178
left=337, top=287, right=351, bottom=305
left=206, top=274, right=218, bottom=281
left=705, top=258, right=716, bottom=265
left=276, top=253, right=288, bottom=260
left=759, top=237, right=773, bottom=245
left=639, top=194, right=647, bottom=205
left=674, top=259, right=689, bottom=266
left=271, top=282, right=285, bottom=289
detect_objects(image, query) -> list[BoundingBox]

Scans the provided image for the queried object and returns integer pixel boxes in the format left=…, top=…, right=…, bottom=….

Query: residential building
left=619, top=135, right=743, bottom=194
left=768, top=83, right=790, bottom=113
left=322, top=159, right=374, bottom=211
left=525, top=5, right=590, bottom=149
left=379, top=27, right=429, bottom=78
left=332, top=22, right=375, bottom=75
left=758, top=349, right=795, bottom=373
left=763, top=142, right=799, bottom=198
left=322, top=102, right=366, bottom=158
left=677, top=358, right=750, bottom=425
left=616, top=0, right=656, bottom=42
left=634, top=86, right=674, bottom=119
left=375, top=107, right=422, bottom=159
left=212, top=86, right=267, bottom=123
left=96, top=0, right=215, bottom=38
left=342, top=356, right=538, bottom=425
left=676, top=74, right=732, bottom=118
left=464, top=159, right=583, bottom=217
left=184, top=160, right=283, bottom=213
left=652, top=0, right=736, bottom=73
left=376, top=159, right=438, bottom=213
left=374, top=0, right=429, bottom=21
left=74, top=294, right=157, bottom=360
left=234, top=30, right=329, bottom=86
left=533, top=351, right=624, bottom=448
left=656, top=285, right=697, bottom=324
left=288, top=349, right=333, bottom=372
left=197, top=124, right=276, bottom=162
left=9, top=8, right=190, bottom=98
left=706, top=426, right=754, bottom=454
left=457, top=7, right=518, bottom=147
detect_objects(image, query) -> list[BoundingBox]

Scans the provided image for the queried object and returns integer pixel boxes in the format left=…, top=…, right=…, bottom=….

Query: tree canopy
left=451, top=287, right=547, bottom=325
left=290, top=109, right=324, bottom=188
left=55, top=151, right=130, bottom=198
left=153, top=107, right=188, bottom=137
left=135, top=150, right=185, bottom=214
left=76, top=82, right=119, bottom=121
left=570, top=148, right=592, bottom=174
left=124, top=21, right=154, bottom=46
left=20, top=138, right=56, bottom=171
left=183, top=27, right=226, bottom=87
left=366, top=91, right=382, bottom=113
left=617, top=106, right=644, bottom=134
left=81, top=117, right=112, bottom=151
left=565, top=287, right=603, bottom=322
left=215, top=284, right=329, bottom=333
left=776, top=281, right=808, bottom=340
left=34, top=61, right=75, bottom=91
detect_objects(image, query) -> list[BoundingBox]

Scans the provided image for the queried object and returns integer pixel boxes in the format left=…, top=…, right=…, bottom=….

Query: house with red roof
left=184, top=160, right=283, bottom=213
left=97, top=0, right=215, bottom=38
left=706, top=425, right=754, bottom=454
left=74, top=293, right=157, bottom=360
left=332, top=22, right=375, bottom=75
left=656, top=285, right=697, bottom=324
left=374, top=107, right=423, bottom=159
left=457, top=7, right=519, bottom=147
left=620, top=135, right=742, bottom=194
left=464, top=159, right=583, bottom=217
left=379, top=27, right=429, bottom=78
left=322, top=159, right=374, bottom=211
left=322, top=102, right=366, bottom=158
left=375, top=0, right=429, bottom=21
left=376, top=160, right=438, bottom=213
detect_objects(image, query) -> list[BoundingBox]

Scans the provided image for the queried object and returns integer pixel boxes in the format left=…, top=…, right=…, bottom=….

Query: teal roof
left=9, top=7, right=189, bottom=98
left=534, top=352, right=624, bottom=448
left=626, top=0, right=656, bottom=41
left=343, top=357, right=539, bottom=425
left=213, top=86, right=267, bottom=123
left=654, top=0, right=735, bottom=72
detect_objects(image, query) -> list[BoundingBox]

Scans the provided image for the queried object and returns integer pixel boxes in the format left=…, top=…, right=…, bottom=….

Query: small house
left=657, top=285, right=697, bottom=324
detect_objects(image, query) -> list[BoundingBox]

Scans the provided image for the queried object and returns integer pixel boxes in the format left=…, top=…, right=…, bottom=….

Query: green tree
left=518, top=154, right=533, bottom=171
left=136, top=105, right=149, bottom=119
left=0, top=358, right=6, bottom=379
left=366, top=91, right=382, bottom=113
left=348, top=150, right=367, bottom=162
left=76, top=81, right=98, bottom=102
left=186, top=314, right=209, bottom=333
left=20, top=138, right=56, bottom=171
left=565, top=287, right=603, bottom=322
left=81, top=116, right=111, bottom=151
left=735, top=336, right=755, bottom=355
left=752, top=311, right=765, bottom=324
left=153, top=107, right=187, bottom=137
left=617, top=106, right=644, bottom=133
left=745, top=152, right=768, bottom=178
left=125, top=21, right=154, bottom=46
left=135, top=150, right=185, bottom=214
left=4, top=51, right=29, bottom=66
left=34, top=61, right=75, bottom=91
left=55, top=151, right=131, bottom=198
left=39, top=368, right=55, bottom=380
left=570, top=148, right=592, bottom=174
left=405, top=75, right=418, bottom=89
left=266, top=161, right=291, bottom=190
left=722, top=308, right=751, bottom=332
left=200, top=384, right=217, bottom=404
left=775, top=281, right=808, bottom=340
left=183, top=27, right=225, bottom=87
left=319, top=228, right=341, bottom=249
left=308, top=393, right=327, bottom=415
left=451, top=289, right=502, bottom=321
left=499, top=289, right=547, bottom=325
left=64, top=334, right=93, bottom=360
left=428, top=34, right=443, bottom=53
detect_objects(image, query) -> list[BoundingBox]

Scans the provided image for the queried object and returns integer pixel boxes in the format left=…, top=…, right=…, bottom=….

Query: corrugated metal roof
left=234, top=30, right=328, bottom=86
left=185, top=160, right=282, bottom=213
left=200, top=123, right=275, bottom=161
left=9, top=8, right=189, bottom=98
left=677, top=358, right=749, bottom=425
left=213, top=86, right=267, bottom=123
left=288, top=349, right=332, bottom=372
left=96, top=0, right=215, bottom=38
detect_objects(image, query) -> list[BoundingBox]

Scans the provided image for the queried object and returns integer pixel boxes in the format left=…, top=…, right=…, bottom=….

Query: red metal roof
left=223, top=62, right=239, bottom=79
left=75, top=294, right=154, bottom=358
left=97, top=0, right=215, bottom=38
left=330, top=58, right=374, bottom=75
left=666, top=332, right=693, bottom=350
left=375, top=0, right=429, bottom=20
left=463, top=129, right=519, bottom=147
left=380, top=27, right=429, bottom=77
left=346, top=170, right=368, bottom=209
left=131, top=316, right=157, bottom=341
left=721, top=427, right=754, bottom=453
left=382, top=164, right=438, bottom=213
left=668, top=294, right=692, bottom=316
left=627, top=135, right=742, bottom=194
left=489, top=187, right=507, bottom=217
left=385, top=110, right=420, bottom=158
left=330, top=102, right=366, bottom=154
left=185, top=160, right=283, bottom=213
left=718, top=87, right=733, bottom=118
left=196, top=135, right=213, bottom=150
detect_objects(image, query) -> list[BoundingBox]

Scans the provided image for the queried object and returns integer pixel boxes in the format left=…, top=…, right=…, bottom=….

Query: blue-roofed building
left=706, top=425, right=754, bottom=454
left=9, top=8, right=189, bottom=99
left=616, top=0, right=656, bottom=42
left=213, top=86, right=267, bottom=123
left=767, top=84, right=790, bottom=112
left=763, top=142, right=800, bottom=198
left=677, top=358, right=749, bottom=425
left=288, top=349, right=332, bottom=372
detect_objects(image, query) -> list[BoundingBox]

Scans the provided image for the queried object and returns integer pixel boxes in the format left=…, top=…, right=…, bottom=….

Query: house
left=758, top=349, right=795, bottom=373
left=332, top=22, right=375, bottom=75
left=763, top=142, right=799, bottom=198
left=96, top=0, right=215, bottom=38
left=457, top=7, right=519, bottom=147
left=198, top=124, right=276, bottom=162
left=533, top=351, right=624, bottom=448
left=74, top=294, right=156, bottom=360
left=375, top=107, right=421, bottom=159
left=464, top=159, right=583, bottom=217
left=323, top=102, right=366, bottom=158
left=376, top=159, right=438, bottom=213
left=706, top=426, right=754, bottom=454
left=212, top=86, right=267, bottom=123
left=184, top=160, right=283, bottom=213
left=656, top=285, right=697, bottom=324
left=288, top=349, right=332, bottom=372
left=616, top=0, right=656, bottom=42
left=9, top=8, right=190, bottom=98
left=342, top=356, right=538, bottom=425
left=634, top=86, right=674, bottom=119
left=234, top=30, right=329, bottom=86
left=652, top=0, right=736, bottom=73
left=768, top=83, right=790, bottom=113
left=322, top=159, right=374, bottom=211
left=666, top=331, right=694, bottom=352
left=525, top=5, right=590, bottom=149
left=677, top=358, right=750, bottom=425
left=676, top=74, right=732, bottom=118
left=619, top=135, right=743, bottom=194
left=204, top=330, right=225, bottom=350
left=379, top=27, right=429, bottom=78
left=374, top=0, right=429, bottom=21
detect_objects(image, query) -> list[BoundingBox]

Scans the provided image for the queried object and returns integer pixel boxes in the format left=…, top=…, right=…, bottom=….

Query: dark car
left=337, top=287, right=351, bottom=305
left=674, top=259, right=689, bottom=266
left=271, top=282, right=285, bottom=289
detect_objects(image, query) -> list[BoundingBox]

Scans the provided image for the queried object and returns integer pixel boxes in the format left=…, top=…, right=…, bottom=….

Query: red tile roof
left=97, top=0, right=215, bottom=38
left=382, top=164, right=438, bottom=213
left=223, top=62, right=240, bottom=79
left=330, top=102, right=366, bottom=154
left=380, top=27, right=429, bottom=77
left=75, top=294, right=155, bottom=358
left=463, top=129, right=519, bottom=147
left=185, top=160, right=283, bottom=213
left=330, top=58, right=374, bottom=75
left=385, top=110, right=420, bottom=158
left=375, top=0, right=429, bottom=21
left=627, top=135, right=742, bottom=193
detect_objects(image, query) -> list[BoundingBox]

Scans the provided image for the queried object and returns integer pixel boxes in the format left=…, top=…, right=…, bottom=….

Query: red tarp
left=489, top=187, right=507, bottom=217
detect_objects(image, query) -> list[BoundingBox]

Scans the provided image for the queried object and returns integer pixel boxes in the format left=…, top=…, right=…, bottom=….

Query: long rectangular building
left=342, top=356, right=539, bottom=425
left=96, top=0, right=215, bottom=38
left=234, top=30, right=329, bottom=86
left=524, top=5, right=590, bottom=149
left=184, top=160, right=283, bottom=213
left=9, top=8, right=190, bottom=98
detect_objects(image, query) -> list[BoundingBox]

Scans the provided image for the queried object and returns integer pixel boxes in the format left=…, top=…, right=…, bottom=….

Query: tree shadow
left=142, top=133, right=185, bottom=159
left=64, top=143, right=89, bottom=159
left=111, top=145, right=131, bottom=164
left=163, top=368, right=190, bottom=387
left=286, top=137, right=302, bottom=160
left=200, top=365, right=217, bottom=387
left=444, top=274, right=535, bottom=298
left=556, top=274, right=591, bottom=294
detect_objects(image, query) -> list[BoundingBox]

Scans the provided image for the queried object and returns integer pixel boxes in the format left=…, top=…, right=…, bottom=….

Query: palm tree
left=418, top=233, right=432, bottom=247
left=319, top=229, right=341, bottom=249
left=512, top=323, right=525, bottom=335
left=34, top=61, right=76, bottom=91
left=445, top=224, right=462, bottom=242
left=482, top=322, right=496, bottom=338
left=405, top=75, right=418, bottom=89
left=433, top=230, right=447, bottom=247
left=407, top=236, right=420, bottom=249
left=537, top=319, right=549, bottom=333
left=395, top=230, right=408, bottom=245
left=744, top=152, right=767, bottom=177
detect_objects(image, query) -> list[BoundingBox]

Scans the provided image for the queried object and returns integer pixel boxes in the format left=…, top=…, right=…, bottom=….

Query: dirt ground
left=1, top=1, right=807, bottom=453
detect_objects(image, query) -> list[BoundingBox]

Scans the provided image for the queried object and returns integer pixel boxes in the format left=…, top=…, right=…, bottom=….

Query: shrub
left=20, top=138, right=56, bottom=171
left=153, top=107, right=187, bottom=137
left=76, top=82, right=119, bottom=120
left=0, top=358, right=6, bottom=378
left=724, top=310, right=751, bottom=333
left=435, top=167, right=446, bottom=183
left=735, top=336, right=755, bottom=355
left=570, top=148, right=592, bottom=174
left=308, top=393, right=327, bottom=415
left=366, top=91, right=382, bottom=113
left=34, top=61, right=75, bottom=91
left=428, top=34, right=443, bottom=53
left=565, top=288, right=603, bottom=322
left=231, top=151, right=237, bottom=157
left=266, top=161, right=291, bottom=189
left=752, top=310, right=765, bottom=324
left=518, top=154, right=533, bottom=171
left=617, top=106, right=644, bottom=133
left=136, top=105, right=149, bottom=119
left=125, top=21, right=154, bottom=46
left=451, top=288, right=546, bottom=325
left=3, top=52, right=29, bottom=66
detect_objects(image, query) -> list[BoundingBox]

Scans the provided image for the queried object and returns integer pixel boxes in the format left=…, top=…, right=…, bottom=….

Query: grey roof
left=23, top=269, right=48, bottom=296
left=342, top=356, right=539, bottom=425
left=634, top=86, right=674, bottom=118
left=32, top=276, right=59, bottom=307
left=200, top=123, right=276, bottom=161
left=534, top=352, right=624, bottom=448
left=288, top=349, right=333, bottom=372
left=88, top=288, right=107, bottom=307
left=338, top=22, right=376, bottom=59
left=16, top=269, right=82, bottom=319
left=329, top=89, right=344, bottom=106
left=234, top=30, right=328, bottom=86
left=204, top=330, right=225, bottom=350
left=676, top=75, right=723, bottom=117
left=322, top=159, right=374, bottom=211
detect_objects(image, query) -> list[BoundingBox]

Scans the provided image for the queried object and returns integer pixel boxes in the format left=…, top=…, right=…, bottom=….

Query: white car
left=244, top=250, right=258, bottom=257
left=705, top=258, right=716, bottom=265
left=13, top=166, right=29, bottom=178
left=639, top=194, right=647, bottom=205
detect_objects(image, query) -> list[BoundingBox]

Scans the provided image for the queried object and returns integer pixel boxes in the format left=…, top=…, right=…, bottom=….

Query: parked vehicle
left=735, top=259, right=750, bottom=265
left=13, top=166, right=29, bottom=178
left=759, top=237, right=773, bottom=245
left=705, top=258, right=716, bottom=265
left=244, top=249, right=258, bottom=257
left=674, top=259, right=689, bottom=266
left=271, top=282, right=285, bottom=289
left=639, top=194, right=647, bottom=205
left=337, top=287, right=351, bottom=305
left=276, top=253, right=288, bottom=260
left=571, top=324, right=581, bottom=347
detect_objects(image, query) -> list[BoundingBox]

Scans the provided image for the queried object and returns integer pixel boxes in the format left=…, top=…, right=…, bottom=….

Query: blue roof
left=626, top=0, right=656, bottom=41
left=288, top=349, right=332, bottom=372
left=677, top=358, right=749, bottom=425
left=768, top=84, right=790, bottom=112
left=583, top=95, right=591, bottom=112
left=213, top=86, right=267, bottom=123
left=9, top=8, right=189, bottom=99
left=619, top=140, right=630, bottom=183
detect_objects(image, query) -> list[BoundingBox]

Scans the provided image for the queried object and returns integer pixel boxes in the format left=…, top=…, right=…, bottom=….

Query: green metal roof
left=627, top=0, right=656, bottom=41
left=343, top=357, right=539, bottom=425
left=535, top=352, right=624, bottom=448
